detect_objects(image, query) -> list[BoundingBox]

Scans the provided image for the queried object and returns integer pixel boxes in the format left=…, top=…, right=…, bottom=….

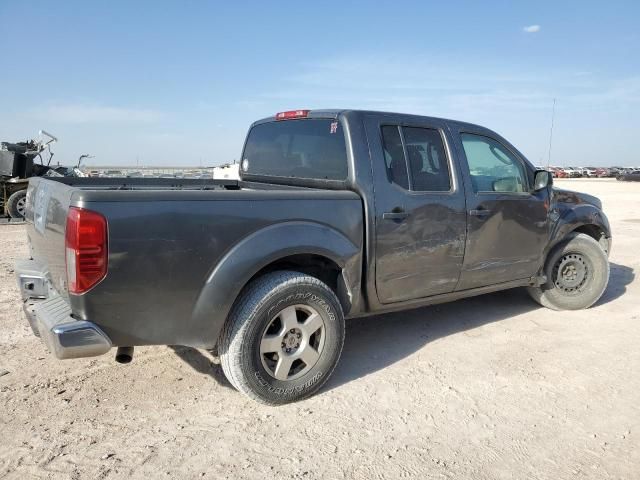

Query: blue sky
left=1, top=1, right=639, bottom=167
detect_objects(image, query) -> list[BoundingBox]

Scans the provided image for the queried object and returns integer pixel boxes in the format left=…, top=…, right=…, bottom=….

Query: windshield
left=241, top=119, right=348, bottom=181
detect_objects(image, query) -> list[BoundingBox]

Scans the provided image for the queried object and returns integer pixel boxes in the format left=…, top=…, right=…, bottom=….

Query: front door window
left=461, top=133, right=528, bottom=193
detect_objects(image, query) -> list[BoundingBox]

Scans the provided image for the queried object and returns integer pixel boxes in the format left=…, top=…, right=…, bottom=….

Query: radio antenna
left=547, top=98, right=556, bottom=168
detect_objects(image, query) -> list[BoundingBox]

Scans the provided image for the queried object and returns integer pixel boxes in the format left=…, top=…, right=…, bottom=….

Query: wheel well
left=245, top=253, right=353, bottom=314
left=250, top=254, right=343, bottom=293
left=572, top=224, right=609, bottom=253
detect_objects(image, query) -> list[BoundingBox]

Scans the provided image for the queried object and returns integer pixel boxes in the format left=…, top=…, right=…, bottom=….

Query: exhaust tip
left=115, top=346, right=134, bottom=364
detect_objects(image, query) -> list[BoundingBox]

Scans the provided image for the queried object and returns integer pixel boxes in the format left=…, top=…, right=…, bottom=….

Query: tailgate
left=24, top=177, right=76, bottom=298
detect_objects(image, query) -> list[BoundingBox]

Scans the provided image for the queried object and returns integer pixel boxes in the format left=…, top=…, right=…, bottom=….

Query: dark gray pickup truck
left=16, top=109, right=612, bottom=404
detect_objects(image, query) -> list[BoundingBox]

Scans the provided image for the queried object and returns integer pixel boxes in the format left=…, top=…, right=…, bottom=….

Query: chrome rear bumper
left=16, top=259, right=112, bottom=359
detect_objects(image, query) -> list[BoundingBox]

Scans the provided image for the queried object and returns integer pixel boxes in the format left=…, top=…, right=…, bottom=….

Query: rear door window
left=381, top=125, right=452, bottom=192
left=403, top=127, right=451, bottom=192
left=381, top=125, right=409, bottom=189
left=242, top=119, right=348, bottom=180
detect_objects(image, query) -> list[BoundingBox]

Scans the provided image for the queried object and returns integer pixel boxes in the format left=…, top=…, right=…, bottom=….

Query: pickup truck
left=16, top=109, right=612, bottom=405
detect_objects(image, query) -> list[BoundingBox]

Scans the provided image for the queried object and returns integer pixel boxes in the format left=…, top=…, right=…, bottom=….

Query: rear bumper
left=16, top=259, right=112, bottom=359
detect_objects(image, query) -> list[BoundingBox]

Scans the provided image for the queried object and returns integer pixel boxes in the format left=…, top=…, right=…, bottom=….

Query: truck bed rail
left=43, top=177, right=240, bottom=190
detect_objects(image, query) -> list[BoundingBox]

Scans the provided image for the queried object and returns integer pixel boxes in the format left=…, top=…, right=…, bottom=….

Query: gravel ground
left=0, top=178, right=638, bottom=479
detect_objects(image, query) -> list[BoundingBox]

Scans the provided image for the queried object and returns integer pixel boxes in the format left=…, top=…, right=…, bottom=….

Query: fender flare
left=190, top=221, right=361, bottom=348
left=547, top=204, right=611, bottom=256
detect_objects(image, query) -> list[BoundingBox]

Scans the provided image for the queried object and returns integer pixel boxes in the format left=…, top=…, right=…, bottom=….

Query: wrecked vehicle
left=16, top=110, right=611, bottom=404
left=0, top=131, right=83, bottom=218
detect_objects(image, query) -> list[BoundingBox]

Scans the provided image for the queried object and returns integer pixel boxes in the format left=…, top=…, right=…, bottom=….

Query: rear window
left=241, top=119, right=348, bottom=180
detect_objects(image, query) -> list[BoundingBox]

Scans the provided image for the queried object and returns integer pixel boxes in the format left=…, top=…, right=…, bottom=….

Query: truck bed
left=23, top=176, right=363, bottom=349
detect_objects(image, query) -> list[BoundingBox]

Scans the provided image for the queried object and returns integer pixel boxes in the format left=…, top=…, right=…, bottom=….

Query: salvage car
left=1, top=131, right=58, bottom=218
left=16, top=109, right=612, bottom=404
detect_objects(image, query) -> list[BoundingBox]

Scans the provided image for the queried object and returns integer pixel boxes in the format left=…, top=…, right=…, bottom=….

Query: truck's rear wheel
left=219, top=271, right=345, bottom=405
left=527, top=233, right=609, bottom=310
left=7, top=190, right=27, bottom=219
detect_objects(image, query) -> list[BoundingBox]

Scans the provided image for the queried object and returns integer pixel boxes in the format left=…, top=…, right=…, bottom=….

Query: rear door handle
left=469, top=209, right=491, bottom=217
left=383, top=211, right=409, bottom=220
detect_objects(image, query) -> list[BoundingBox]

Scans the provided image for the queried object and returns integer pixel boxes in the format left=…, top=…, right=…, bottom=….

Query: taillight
left=65, top=207, right=108, bottom=294
left=275, top=109, right=310, bottom=120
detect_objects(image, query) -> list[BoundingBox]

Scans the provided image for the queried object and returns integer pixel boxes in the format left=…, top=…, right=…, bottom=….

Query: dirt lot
left=0, top=178, right=638, bottom=479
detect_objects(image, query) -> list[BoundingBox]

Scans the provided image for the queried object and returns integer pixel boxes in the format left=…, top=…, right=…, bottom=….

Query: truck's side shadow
left=594, top=263, right=634, bottom=306
left=169, top=345, right=233, bottom=389
left=170, top=263, right=633, bottom=393
left=327, top=262, right=634, bottom=391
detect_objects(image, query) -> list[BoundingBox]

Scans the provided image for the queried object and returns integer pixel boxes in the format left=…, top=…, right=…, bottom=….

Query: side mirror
left=533, top=170, right=552, bottom=191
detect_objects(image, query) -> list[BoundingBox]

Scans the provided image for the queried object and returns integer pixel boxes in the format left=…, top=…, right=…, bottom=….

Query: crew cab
left=16, top=109, right=612, bottom=404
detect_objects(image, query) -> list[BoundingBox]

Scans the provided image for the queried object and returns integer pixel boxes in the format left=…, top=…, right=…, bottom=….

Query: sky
left=1, top=0, right=639, bottom=167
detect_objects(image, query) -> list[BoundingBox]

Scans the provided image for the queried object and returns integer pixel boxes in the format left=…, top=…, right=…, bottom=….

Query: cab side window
left=460, top=133, right=528, bottom=193
left=403, top=127, right=451, bottom=192
left=381, top=125, right=452, bottom=192
left=381, top=126, right=409, bottom=190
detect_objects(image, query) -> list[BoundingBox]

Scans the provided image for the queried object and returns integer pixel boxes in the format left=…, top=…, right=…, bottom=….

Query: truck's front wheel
left=219, top=271, right=345, bottom=405
left=527, top=233, right=610, bottom=310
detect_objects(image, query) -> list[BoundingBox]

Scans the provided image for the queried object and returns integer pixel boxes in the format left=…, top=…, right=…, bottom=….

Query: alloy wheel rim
left=259, top=304, right=325, bottom=381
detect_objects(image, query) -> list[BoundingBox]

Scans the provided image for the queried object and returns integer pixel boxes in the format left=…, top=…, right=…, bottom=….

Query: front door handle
left=383, top=211, right=409, bottom=220
left=469, top=208, right=491, bottom=217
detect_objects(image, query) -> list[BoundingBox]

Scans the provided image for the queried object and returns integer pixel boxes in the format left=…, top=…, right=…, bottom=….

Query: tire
left=219, top=271, right=345, bottom=405
left=527, top=233, right=609, bottom=310
left=7, top=189, right=27, bottom=219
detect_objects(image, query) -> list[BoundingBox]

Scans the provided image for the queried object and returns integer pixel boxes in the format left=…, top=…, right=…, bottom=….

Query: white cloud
left=28, top=103, right=164, bottom=124
left=523, top=25, right=541, bottom=33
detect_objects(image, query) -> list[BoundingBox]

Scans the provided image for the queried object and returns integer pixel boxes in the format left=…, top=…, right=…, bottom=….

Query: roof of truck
left=253, top=109, right=488, bottom=132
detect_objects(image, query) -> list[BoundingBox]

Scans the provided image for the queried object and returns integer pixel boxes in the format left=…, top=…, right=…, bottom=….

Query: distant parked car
left=562, top=167, right=582, bottom=178
left=548, top=167, right=567, bottom=178
left=617, top=170, right=640, bottom=181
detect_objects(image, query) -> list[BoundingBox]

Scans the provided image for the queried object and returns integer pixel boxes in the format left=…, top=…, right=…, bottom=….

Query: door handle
left=469, top=208, right=491, bottom=217
left=383, top=211, right=409, bottom=220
